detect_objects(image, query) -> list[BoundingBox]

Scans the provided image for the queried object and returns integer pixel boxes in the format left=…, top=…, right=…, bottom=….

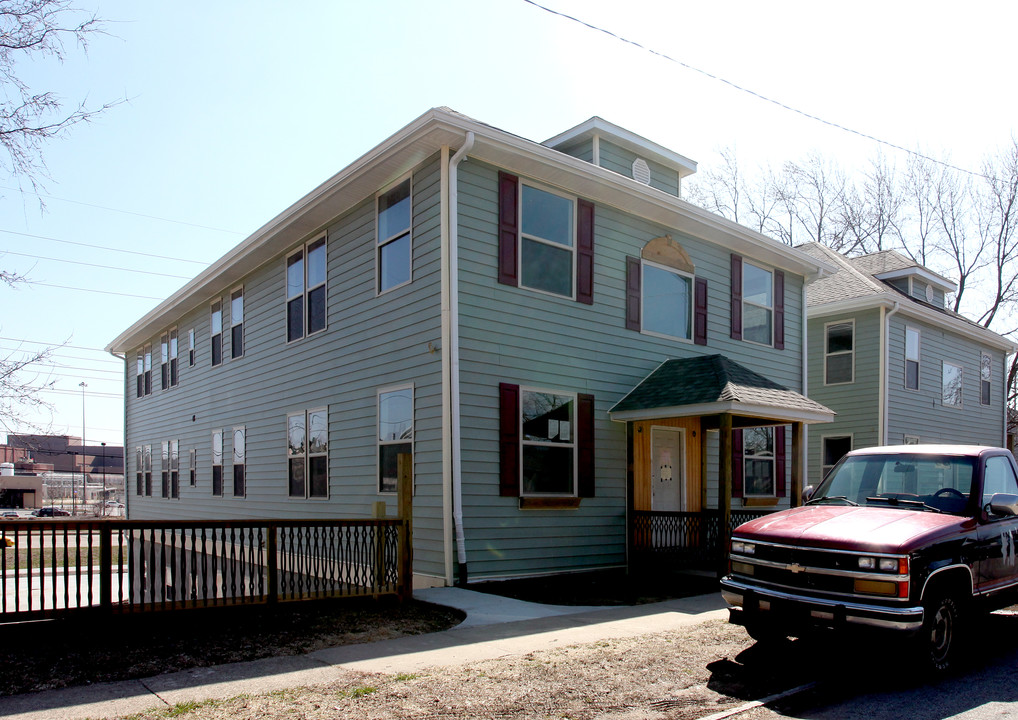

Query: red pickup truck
left=721, top=444, right=1018, bottom=671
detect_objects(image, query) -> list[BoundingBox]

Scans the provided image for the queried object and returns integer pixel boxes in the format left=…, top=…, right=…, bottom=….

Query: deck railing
left=630, top=509, right=773, bottom=568
left=0, top=517, right=408, bottom=624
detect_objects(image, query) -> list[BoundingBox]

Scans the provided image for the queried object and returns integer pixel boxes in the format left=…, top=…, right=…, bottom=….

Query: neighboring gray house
left=800, top=243, right=1015, bottom=482
left=107, top=109, right=834, bottom=587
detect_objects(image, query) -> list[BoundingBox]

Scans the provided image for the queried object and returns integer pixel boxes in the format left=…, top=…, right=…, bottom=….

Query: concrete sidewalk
left=0, top=588, right=728, bottom=720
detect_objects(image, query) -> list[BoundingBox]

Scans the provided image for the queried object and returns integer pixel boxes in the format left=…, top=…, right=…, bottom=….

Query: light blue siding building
left=109, top=109, right=834, bottom=587
left=800, top=243, right=1015, bottom=484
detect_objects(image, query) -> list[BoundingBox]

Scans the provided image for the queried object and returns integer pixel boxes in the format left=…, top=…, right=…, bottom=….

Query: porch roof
left=609, top=354, right=835, bottom=425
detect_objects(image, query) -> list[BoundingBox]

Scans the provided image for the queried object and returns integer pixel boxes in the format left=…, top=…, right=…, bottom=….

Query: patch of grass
left=392, top=672, right=418, bottom=681
left=337, top=685, right=377, bottom=699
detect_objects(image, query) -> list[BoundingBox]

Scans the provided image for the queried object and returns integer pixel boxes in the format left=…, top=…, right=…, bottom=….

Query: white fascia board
left=808, top=292, right=1017, bottom=353
left=609, top=401, right=835, bottom=425
left=543, top=117, right=698, bottom=178
left=873, top=267, right=957, bottom=294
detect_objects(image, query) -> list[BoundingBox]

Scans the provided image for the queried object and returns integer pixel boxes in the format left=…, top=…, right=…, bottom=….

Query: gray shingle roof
left=609, top=354, right=833, bottom=419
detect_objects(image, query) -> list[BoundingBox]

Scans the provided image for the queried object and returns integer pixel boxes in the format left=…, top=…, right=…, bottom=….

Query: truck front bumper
left=720, top=576, right=924, bottom=633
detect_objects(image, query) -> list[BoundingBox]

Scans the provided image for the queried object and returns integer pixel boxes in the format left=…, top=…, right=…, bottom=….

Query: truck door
left=976, top=455, right=1018, bottom=592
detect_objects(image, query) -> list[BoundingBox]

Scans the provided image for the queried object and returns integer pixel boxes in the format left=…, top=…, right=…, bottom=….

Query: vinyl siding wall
left=455, top=159, right=805, bottom=580
left=805, top=309, right=882, bottom=484
left=124, top=155, right=449, bottom=580
left=597, top=139, right=680, bottom=197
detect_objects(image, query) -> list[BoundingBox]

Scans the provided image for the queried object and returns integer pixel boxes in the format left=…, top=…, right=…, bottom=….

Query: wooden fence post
left=266, top=523, right=278, bottom=603
left=99, top=521, right=112, bottom=613
left=372, top=501, right=386, bottom=594
left=397, top=453, right=413, bottom=601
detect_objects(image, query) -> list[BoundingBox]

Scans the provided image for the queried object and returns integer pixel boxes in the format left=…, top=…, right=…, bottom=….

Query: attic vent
left=633, top=158, right=651, bottom=185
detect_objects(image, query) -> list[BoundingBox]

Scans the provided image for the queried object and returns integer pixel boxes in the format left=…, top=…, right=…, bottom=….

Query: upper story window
left=231, top=288, right=244, bottom=359
left=378, top=386, right=413, bottom=494
left=377, top=177, right=412, bottom=294
left=521, top=389, right=576, bottom=496
left=211, top=300, right=223, bottom=366
left=943, top=361, right=963, bottom=408
left=288, top=408, right=329, bottom=499
left=287, top=236, right=327, bottom=342
left=169, top=329, right=178, bottom=386
left=188, top=328, right=195, bottom=367
left=160, top=333, right=169, bottom=390
left=136, top=354, right=144, bottom=398
left=520, top=183, right=575, bottom=298
left=642, top=260, right=693, bottom=340
left=981, top=352, right=992, bottom=406
left=905, top=327, right=920, bottom=390
left=143, top=345, right=152, bottom=395
left=824, top=321, right=854, bottom=385
left=742, top=262, right=773, bottom=346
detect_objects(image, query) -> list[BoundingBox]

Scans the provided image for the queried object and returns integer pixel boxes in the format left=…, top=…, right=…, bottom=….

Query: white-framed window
left=188, top=328, right=195, bottom=367
left=143, top=444, right=152, bottom=496
left=211, top=299, right=223, bottom=366
left=981, top=352, right=992, bottom=406
left=287, top=408, right=329, bottom=499
left=824, top=320, right=854, bottom=385
left=189, top=448, right=197, bottom=486
left=904, top=435, right=921, bottom=445
left=520, top=182, right=576, bottom=299
left=136, top=354, right=144, bottom=398
left=135, top=447, right=143, bottom=495
left=743, top=426, right=775, bottom=496
left=211, top=430, right=223, bottom=496
left=821, top=435, right=852, bottom=478
left=377, top=177, right=412, bottom=294
left=742, top=262, right=773, bottom=346
left=286, top=235, right=327, bottom=342
left=231, top=287, right=244, bottom=359
left=521, top=388, right=576, bottom=496
left=943, top=361, right=963, bottom=408
left=905, top=326, right=920, bottom=390
left=168, top=328, right=178, bottom=387
left=169, top=440, right=179, bottom=498
left=160, top=333, right=169, bottom=390
left=641, top=259, right=693, bottom=340
left=233, top=426, right=246, bottom=497
left=143, top=344, right=152, bottom=396
left=378, top=386, right=413, bottom=494
left=161, top=441, right=169, bottom=498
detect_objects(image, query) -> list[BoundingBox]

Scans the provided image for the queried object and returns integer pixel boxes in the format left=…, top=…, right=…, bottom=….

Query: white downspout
left=881, top=302, right=901, bottom=445
left=449, top=131, right=474, bottom=584
left=801, top=281, right=809, bottom=486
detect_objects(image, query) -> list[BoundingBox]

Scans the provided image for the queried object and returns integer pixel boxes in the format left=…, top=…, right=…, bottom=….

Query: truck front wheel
left=918, top=592, right=963, bottom=672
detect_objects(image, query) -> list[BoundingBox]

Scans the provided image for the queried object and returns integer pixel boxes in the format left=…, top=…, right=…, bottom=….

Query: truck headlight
left=732, top=541, right=755, bottom=556
left=858, top=556, right=875, bottom=570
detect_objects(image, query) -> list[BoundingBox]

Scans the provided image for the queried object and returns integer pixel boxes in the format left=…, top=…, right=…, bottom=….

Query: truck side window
left=982, top=456, right=1018, bottom=506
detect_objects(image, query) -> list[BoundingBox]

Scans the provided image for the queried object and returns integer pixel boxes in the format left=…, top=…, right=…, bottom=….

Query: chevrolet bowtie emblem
left=787, top=563, right=805, bottom=574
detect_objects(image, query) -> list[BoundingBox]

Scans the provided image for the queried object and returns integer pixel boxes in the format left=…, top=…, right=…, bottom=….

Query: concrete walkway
left=0, top=588, right=728, bottom=720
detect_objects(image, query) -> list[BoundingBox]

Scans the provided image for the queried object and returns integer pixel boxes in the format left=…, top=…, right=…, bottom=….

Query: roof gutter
left=448, top=131, right=474, bottom=586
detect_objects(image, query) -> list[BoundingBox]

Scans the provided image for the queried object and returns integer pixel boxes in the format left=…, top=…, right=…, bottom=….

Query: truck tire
left=745, top=621, right=787, bottom=644
left=918, top=592, right=963, bottom=672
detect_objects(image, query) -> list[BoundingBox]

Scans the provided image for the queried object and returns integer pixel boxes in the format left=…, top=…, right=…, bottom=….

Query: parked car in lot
left=1, top=511, right=20, bottom=519
left=33, top=507, right=71, bottom=517
left=721, top=444, right=1018, bottom=671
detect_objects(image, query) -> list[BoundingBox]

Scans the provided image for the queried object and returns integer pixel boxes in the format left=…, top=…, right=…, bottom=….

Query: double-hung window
left=521, top=389, right=576, bottom=496
left=136, top=355, right=144, bottom=398
left=160, top=334, right=169, bottom=390
left=161, top=441, right=169, bottom=498
left=742, top=262, right=773, bottom=345
left=143, top=445, right=152, bottom=496
left=169, top=440, right=179, bottom=498
left=824, top=321, right=854, bottom=384
left=231, top=288, right=244, bottom=359
left=743, top=427, right=775, bottom=497
left=377, top=177, right=412, bottom=294
left=188, top=328, right=195, bottom=367
left=378, top=386, right=413, bottom=494
left=169, top=329, right=178, bottom=386
left=520, top=183, right=575, bottom=298
left=981, top=352, right=992, bottom=406
left=189, top=448, right=196, bottom=486
left=233, top=427, right=245, bottom=497
left=135, top=447, right=143, bottom=495
left=287, top=236, right=327, bottom=342
left=943, top=361, right=963, bottom=407
left=211, top=300, right=223, bottom=366
left=211, top=430, right=223, bottom=496
left=905, top=327, right=920, bottom=390
left=287, top=408, right=329, bottom=498
left=143, top=345, right=152, bottom=395
left=641, top=260, right=693, bottom=340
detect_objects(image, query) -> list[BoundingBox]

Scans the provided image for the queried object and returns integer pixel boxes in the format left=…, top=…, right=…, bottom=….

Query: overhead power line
left=28, top=281, right=163, bottom=301
left=0, top=248, right=194, bottom=280
left=521, top=0, right=992, bottom=181
left=0, top=337, right=113, bottom=353
left=0, top=228, right=211, bottom=266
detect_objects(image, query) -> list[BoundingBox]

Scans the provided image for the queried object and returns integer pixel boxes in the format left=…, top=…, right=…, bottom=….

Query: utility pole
left=79, top=382, right=87, bottom=516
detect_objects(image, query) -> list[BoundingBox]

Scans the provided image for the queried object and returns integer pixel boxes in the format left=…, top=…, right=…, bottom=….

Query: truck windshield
left=810, top=453, right=975, bottom=514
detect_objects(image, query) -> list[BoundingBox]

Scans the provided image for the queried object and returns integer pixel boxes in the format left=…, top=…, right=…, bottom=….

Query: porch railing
left=0, top=517, right=408, bottom=624
left=631, top=509, right=773, bottom=568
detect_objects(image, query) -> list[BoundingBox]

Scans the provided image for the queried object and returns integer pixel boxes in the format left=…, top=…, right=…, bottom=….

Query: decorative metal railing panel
left=631, top=510, right=773, bottom=567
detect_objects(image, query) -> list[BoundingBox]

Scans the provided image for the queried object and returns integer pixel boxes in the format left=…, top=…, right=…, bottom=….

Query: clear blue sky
left=2, top=0, right=1016, bottom=446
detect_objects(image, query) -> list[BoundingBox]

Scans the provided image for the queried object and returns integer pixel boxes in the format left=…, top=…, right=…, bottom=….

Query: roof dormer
left=871, top=267, right=955, bottom=308
left=543, top=117, right=697, bottom=199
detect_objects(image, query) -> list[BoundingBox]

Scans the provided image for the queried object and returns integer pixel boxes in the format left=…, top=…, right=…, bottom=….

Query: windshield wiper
left=865, top=496, right=941, bottom=513
left=806, top=495, right=859, bottom=506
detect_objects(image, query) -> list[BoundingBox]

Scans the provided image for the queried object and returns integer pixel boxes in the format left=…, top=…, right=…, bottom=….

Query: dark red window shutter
left=775, top=425, right=787, bottom=497
left=498, top=172, right=519, bottom=286
left=774, top=269, right=785, bottom=350
left=577, top=393, right=595, bottom=497
left=576, top=199, right=595, bottom=305
left=730, top=254, right=743, bottom=340
left=732, top=428, right=744, bottom=499
left=625, top=256, right=641, bottom=331
left=499, top=383, right=521, bottom=496
left=694, top=278, right=708, bottom=346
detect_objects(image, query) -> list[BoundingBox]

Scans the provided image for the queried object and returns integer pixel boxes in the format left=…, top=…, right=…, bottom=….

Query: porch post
left=718, top=413, right=733, bottom=575
left=791, top=422, right=804, bottom=507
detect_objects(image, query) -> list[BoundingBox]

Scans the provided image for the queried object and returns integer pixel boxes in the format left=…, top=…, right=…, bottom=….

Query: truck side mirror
left=989, top=493, right=1018, bottom=517
left=801, top=485, right=816, bottom=504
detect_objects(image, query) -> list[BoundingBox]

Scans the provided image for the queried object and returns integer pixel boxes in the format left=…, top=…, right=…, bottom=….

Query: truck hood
left=734, top=505, right=972, bottom=554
